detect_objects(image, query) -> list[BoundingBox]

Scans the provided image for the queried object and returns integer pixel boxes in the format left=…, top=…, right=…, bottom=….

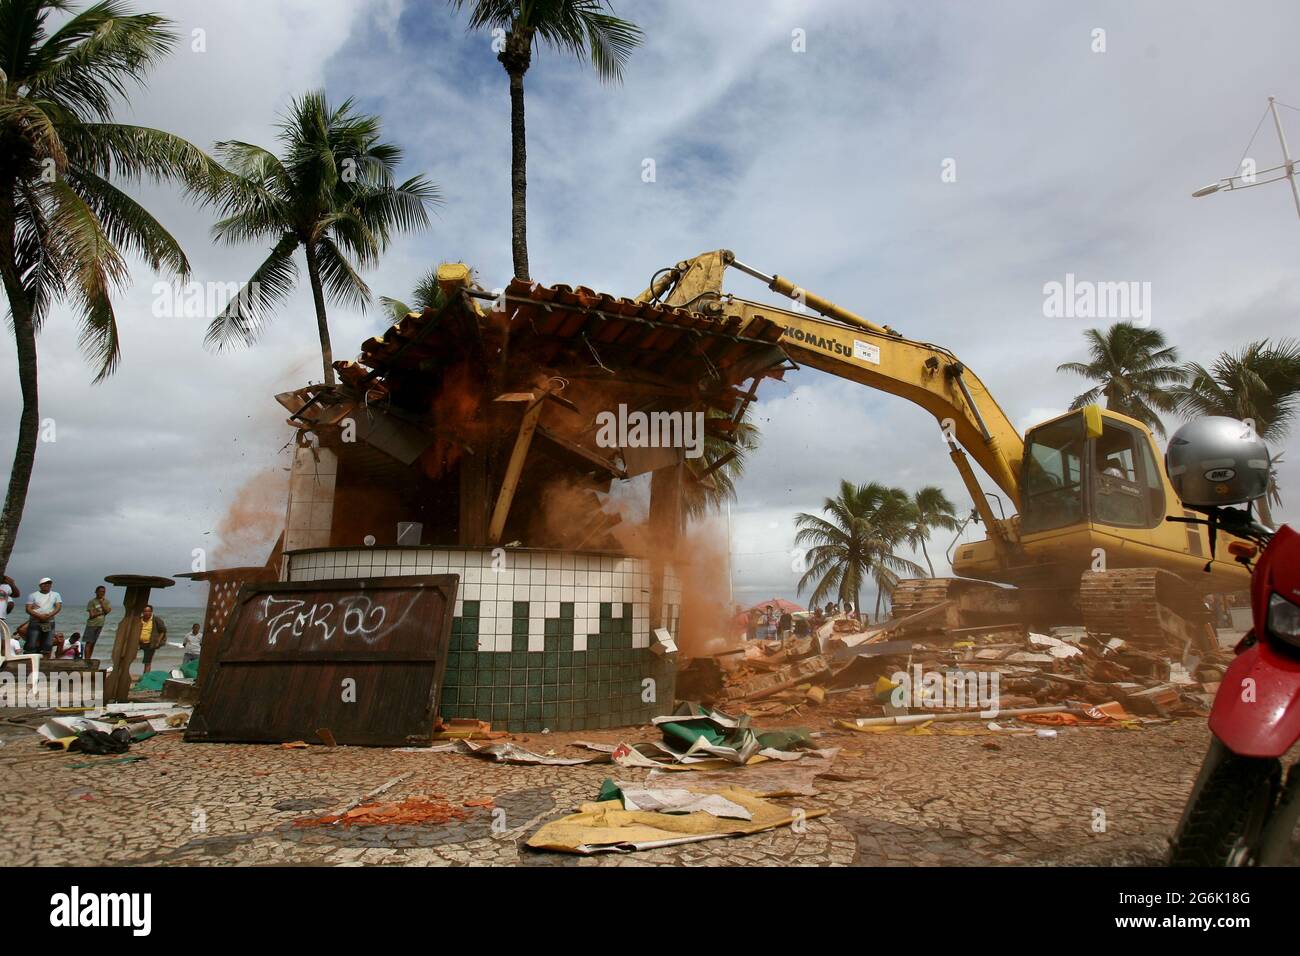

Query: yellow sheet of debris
left=526, top=786, right=826, bottom=854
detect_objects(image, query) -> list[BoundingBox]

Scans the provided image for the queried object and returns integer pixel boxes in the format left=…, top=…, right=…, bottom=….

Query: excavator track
left=893, top=571, right=1216, bottom=653
left=891, top=577, right=1029, bottom=630
left=1079, top=568, right=1217, bottom=653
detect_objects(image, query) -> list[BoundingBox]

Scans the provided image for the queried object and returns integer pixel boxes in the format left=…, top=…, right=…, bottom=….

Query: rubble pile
left=685, top=607, right=1237, bottom=723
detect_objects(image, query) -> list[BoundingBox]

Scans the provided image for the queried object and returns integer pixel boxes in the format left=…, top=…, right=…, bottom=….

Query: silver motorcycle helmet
left=1165, top=416, right=1271, bottom=508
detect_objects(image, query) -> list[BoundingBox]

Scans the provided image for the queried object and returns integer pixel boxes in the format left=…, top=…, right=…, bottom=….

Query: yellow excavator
left=637, top=250, right=1250, bottom=649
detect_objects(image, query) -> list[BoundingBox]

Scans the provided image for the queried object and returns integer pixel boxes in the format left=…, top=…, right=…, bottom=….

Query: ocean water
left=61, top=605, right=207, bottom=672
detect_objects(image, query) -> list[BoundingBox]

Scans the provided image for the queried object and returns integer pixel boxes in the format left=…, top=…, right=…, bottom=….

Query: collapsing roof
left=276, top=263, right=792, bottom=554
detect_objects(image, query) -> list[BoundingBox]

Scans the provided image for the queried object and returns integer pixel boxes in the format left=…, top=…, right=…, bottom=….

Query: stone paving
left=4, top=708, right=1280, bottom=867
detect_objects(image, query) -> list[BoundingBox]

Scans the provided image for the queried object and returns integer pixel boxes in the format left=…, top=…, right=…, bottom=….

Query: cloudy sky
left=3, top=0, right=1300, bottom=613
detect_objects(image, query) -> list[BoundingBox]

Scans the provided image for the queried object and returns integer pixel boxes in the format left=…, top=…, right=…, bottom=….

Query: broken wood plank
left=488, top=397, right=546, bottom=545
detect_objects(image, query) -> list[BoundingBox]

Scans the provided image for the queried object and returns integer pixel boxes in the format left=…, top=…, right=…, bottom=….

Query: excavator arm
left=637, top=250, right=1025, bottom=554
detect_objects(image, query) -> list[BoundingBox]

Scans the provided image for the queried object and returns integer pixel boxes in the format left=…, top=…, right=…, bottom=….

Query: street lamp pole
left=1193, top=95, right=1300, bottom=218
left=1267, top=95, right=1300, bottom=219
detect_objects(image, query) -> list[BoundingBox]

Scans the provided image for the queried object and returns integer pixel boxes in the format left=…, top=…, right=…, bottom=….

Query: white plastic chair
left=0, top=620, right=42, bottom=693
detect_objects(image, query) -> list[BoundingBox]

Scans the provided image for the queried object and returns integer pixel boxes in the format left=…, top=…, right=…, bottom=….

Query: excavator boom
left=636, top=249, right=1251, bottom=626
left=639, top=250, right=1025, bottom=548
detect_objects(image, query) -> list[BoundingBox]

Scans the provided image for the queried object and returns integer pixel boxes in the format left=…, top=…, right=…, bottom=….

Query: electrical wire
left=1235, top=101, right=1273, bottom=178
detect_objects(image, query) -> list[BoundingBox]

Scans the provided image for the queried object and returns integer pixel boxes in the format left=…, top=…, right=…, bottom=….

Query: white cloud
left=4, top=0, right=1299, bottom=612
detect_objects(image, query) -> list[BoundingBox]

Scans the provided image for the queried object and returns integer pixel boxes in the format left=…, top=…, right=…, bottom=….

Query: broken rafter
left=694, top=448, right=739, bottom=481
left=533, top=424, right=628, bottom=480
left=487, top=394, right=547, bottom=546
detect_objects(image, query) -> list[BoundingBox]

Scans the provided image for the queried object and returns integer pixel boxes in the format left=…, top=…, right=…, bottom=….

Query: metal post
left=726, top=500, right=734, bottom=605
left=1268, top=95, right=1300, bottom=219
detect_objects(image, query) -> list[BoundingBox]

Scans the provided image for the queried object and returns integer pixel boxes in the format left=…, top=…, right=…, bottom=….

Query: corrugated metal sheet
left=186, top=575, right=457, bottom=746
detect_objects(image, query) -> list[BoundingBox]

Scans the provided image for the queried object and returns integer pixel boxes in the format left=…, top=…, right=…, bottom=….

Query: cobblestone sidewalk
left=0, top=715, right=1286, bottom=866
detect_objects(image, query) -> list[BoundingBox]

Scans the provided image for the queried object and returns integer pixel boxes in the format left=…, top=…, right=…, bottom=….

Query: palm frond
left=67, top=166, right=188, bottom=277
left=47, top=178, right=129, bottom=379
left=203, top=232, right=299, bottom=349
left=314, top=235, right=371, bottom=310
left=28, top=2, right=176, bottom=122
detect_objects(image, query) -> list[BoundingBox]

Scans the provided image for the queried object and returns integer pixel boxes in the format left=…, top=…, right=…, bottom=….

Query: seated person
left=56, top=633, right=82, bottom=660
left=10, top=622, right=29, bottom=656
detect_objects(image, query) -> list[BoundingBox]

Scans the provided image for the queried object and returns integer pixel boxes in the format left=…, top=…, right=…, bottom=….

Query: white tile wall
left=284, top=547, right=673, bottom=651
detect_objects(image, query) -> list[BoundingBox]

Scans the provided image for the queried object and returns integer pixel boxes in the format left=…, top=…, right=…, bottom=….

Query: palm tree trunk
left=919, top=536, right=935, bottom=577
left=302, top=241, right=336, bottom=386
left=508, top=68, right=530, bottom=282
left=873, top=589, right=882, bottom=622
left=0, top=207, right=39, bottom=578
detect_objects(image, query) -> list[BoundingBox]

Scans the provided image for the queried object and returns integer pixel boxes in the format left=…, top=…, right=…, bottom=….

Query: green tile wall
left=439, top=599, right=676, bottom=732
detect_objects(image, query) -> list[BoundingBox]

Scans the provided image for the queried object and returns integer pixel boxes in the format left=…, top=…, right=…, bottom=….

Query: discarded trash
left=68, top=728, right=133, bottom=755
left=526, top=786, right=827, bottom=854
left=616, top=786, right=753, bottom=820
left=646, top=748, right=840, bottom=797
left=451, top=739, right=607, bottom=766
left=294, top=796, right=474, bottom=829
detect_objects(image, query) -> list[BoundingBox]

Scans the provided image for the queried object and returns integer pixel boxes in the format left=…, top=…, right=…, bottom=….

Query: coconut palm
left=204, top=91, right=439, bottom=385
left=0, top=0, right=223, bottom=576
left=1057, top=322, right=1186, bottom=436
left=449, top=0, right=641, bottom=281
left=794, top=480, right=923, bottom=621
left=378, top=266, right=446, bottom=323
left=906, top=485, right=960, bottom=577
left=1172, top=339, right=1300, bottom=526
left=682, top=408, right=759, bottom=522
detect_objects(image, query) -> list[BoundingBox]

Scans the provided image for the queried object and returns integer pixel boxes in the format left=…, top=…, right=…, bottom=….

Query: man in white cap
left=24, top=577, right=62, bottom=658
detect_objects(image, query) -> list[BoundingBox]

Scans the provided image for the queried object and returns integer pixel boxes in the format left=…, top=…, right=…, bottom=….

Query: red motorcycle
left=1166, top=418, right=1300, bottom=866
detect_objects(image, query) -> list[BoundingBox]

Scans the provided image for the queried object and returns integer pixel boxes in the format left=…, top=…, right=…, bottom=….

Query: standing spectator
left=182, top=623, right=202, bottom=667
left=24, top=577, right=62, bottom=658
left=137, top=605, right=167, bottom=671
left=83, top=586, right=112, bottom=661
left=777, top=610, right=793, bottom=639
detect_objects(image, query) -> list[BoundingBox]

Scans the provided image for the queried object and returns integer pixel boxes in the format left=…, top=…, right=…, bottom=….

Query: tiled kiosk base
left=283, top=547, right=680, bottom=732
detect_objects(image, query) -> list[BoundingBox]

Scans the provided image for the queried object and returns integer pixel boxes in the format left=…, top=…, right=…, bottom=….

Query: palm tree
left=205, top=91, right=439, bottom=385
left=1057, top=322, right=1186, bottom=436
left=906, top=485, right=960, bottom=577
left=0, top=0, right=222, bottom=577
left=449, top=0, right=641, bottom=281
left=378, top=266, right=446, bottom=323
left=682, top=409, right=759, bottom=523
left=1172, top=339, right=1300, bottom=527
left=794, top=480, right=922, bottom=621
left=379, top=265, right=449, bottom=321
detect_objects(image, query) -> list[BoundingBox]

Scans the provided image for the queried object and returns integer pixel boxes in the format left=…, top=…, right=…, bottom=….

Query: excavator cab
left=1020, top=408, right=1167, bottom=535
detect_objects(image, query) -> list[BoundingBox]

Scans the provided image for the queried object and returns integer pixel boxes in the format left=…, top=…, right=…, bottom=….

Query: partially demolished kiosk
left=186, top=263, right=789, bottom=745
